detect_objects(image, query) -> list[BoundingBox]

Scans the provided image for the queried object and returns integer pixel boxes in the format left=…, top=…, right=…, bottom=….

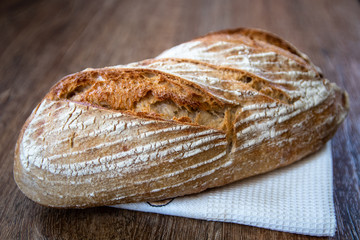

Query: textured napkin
left=111, top=141, right=336, bottom=236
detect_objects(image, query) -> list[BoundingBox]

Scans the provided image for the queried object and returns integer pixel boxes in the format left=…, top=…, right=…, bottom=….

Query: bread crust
left=14, top=28, right=349, bottom=208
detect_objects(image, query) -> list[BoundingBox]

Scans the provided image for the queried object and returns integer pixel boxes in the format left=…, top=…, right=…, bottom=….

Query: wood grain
left=0, top=0, right=359, bottom=239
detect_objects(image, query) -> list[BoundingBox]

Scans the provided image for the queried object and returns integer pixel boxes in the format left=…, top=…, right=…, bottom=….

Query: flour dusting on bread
left=14, top=28, right=348, bottom=208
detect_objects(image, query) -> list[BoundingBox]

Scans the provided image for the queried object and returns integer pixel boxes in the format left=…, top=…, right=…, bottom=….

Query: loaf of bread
left=14, top=28, right=349, bottom=208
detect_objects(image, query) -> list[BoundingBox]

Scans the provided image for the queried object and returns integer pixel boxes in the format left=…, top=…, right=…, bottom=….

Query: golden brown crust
left=200, top=28, right=309, bottom=60
left=195, top=28, right=318, bottom=73
left=14, top=28, right=349, bottom=208
left=47, top=68, right=224, bottom=111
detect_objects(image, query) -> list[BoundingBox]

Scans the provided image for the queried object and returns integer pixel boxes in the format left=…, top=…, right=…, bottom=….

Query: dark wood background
left=1, top=0, right=359, bottom=239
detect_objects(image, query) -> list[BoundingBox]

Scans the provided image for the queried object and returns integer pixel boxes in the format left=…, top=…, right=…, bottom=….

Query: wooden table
left=1, top=0, right=359, bottom=239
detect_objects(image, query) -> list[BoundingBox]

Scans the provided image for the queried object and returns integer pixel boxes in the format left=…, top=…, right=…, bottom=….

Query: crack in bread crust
left=47, top=68, right=231, bottom=132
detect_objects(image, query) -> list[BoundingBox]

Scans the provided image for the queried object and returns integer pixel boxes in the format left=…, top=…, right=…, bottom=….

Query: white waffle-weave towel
left=111, top=141, right=336, bottom=236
